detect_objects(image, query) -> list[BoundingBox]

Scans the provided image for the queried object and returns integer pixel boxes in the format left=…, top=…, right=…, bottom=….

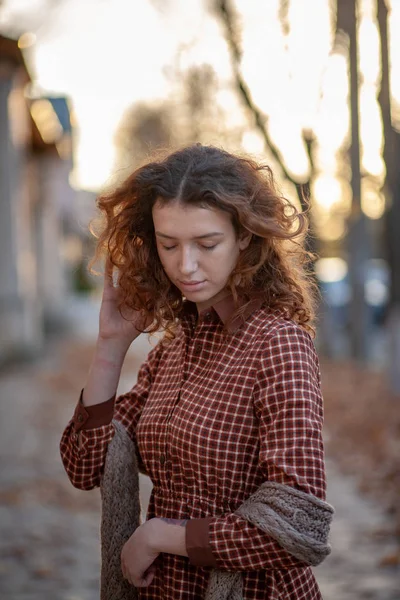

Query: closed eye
left=161, top=244, right=218, bottom=251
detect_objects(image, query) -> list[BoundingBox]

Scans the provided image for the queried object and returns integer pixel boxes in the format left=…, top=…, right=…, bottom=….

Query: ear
left=239, top=232, right=252, bottom=251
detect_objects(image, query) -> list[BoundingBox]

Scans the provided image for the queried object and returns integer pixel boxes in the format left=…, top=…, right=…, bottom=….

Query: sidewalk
left=0, top=295, right=398, bottom=599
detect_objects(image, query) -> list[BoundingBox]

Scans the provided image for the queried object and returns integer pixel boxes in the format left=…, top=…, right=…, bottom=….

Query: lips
left=178, top=280, right=206, bottom=291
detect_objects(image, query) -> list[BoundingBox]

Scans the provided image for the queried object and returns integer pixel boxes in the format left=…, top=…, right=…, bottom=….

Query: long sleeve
left=59, top=340, right=164, bottom=490
left=186, top=323, right=327, bottom=571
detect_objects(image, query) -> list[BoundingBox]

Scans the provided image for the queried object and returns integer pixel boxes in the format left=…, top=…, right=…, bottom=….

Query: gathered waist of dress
left=151, top=485, right=248, bottom=512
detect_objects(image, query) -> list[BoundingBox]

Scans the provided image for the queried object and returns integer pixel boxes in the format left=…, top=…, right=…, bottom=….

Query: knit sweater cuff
left=186, top=518, right=217, bottom=567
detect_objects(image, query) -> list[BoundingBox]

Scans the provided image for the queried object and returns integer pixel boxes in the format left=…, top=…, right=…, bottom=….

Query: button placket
left=166, top=391, right=181, bottom=423
left=188, top=318, right=208, bottom=368
left=160, top=387, right=181, bottom=483
left=193, top=342, right=202, bottom=355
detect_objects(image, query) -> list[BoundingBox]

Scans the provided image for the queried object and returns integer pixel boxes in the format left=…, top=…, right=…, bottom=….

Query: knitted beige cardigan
left=100, top=421, right=334, bottom=600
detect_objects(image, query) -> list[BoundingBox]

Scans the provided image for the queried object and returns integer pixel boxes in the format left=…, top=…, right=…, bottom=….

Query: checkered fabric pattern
left=60, top=300, right=327, bottom=599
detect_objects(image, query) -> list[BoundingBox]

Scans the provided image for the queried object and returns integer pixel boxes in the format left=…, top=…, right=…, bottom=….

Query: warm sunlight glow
left=315, top=257, right=348, bottom=283
left=268, top=117, right=310, bottom=182
left=31, top=0, right=175, bottom=189
left=3, top=0, right=397, bottom=195
left=318, top=217, right=346, bottom=242
left=241, top=131, right=265, bottom=155
left=361, top=180, right=386, bottom=220
left=313, top=175, right=343, bottom=211
left=215, top=90, right=245, bottom=129
left=18, top=32, right=36, bottom=49
left=30, top=99, right=63, bottom=143
left=389, top=1, right=400, bottom=102
left=359, top=17, right=380, bottom=85
left=360, top=86, right=385, bottom=177
left=314, top=53, right=350, bottom=151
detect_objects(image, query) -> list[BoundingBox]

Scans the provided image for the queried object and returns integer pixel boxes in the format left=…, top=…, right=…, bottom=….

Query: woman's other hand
left=121, top=520, right=160, bottom=588
left=120, top=518, right=189, bottom=588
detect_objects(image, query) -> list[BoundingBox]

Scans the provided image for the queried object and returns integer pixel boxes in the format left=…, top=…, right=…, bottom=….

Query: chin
left=183, top=290, right=210, bottom=301
left=182, top=287, right=215, bottom=303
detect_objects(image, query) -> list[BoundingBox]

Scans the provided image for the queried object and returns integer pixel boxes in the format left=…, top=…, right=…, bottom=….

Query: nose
left=179, top=246, right=198, bottom=276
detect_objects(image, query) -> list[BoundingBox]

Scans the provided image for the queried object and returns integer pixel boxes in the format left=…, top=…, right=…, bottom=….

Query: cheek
left=158, top=253, right=172, bottom=274
left=224, top=240, right=241, bottom=262
left=209, top=244, right=240, bottom=277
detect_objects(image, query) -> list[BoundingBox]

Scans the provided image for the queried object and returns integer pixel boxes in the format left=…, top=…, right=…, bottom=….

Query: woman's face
left=153, top=200, right=250, bottom=312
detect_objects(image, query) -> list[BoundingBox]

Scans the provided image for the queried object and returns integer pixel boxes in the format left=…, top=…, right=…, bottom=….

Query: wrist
left=95, top=337, right=131, bottom=365
left=148, top=518, right=188, bottom=557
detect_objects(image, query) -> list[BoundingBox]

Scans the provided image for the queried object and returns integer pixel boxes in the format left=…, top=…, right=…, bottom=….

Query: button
left=194, top=343, right=202, bottom=354
left=77, top=414, right=84, bottom=423
left=160, top=454, right=166, bottom=465
left=204, top=312, right=212, bottom=322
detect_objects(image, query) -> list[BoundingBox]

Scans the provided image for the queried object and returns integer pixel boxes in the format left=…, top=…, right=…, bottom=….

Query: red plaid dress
left=60, top=297, right=327, bottom=599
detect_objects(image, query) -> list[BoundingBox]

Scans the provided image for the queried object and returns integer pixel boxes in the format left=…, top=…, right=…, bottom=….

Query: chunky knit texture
left=236, top=481, right=334, bottom=564
left=100, top=423, right=334, bottom=600
left=100, top=420, right=140, bottom=600
left=204, top=482, right=334, bottom=600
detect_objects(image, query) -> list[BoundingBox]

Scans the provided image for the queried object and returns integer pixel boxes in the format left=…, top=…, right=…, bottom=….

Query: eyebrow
left=155, top=232, right=224, bottom=240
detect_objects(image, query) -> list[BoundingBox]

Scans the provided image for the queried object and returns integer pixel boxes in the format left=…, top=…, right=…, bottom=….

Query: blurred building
left=0, top=34, right=75, bottom=363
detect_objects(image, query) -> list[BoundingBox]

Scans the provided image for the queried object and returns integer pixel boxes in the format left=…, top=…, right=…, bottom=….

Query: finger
left=130, top=566, right=155, bottom=588
left=142, top=568, right=156, bottom=586
left=138, top=564, right=156, bottom=587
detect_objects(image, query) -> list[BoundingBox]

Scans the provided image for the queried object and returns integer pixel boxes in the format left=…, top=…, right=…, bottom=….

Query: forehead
left=152, top=200, right=233, bottom=237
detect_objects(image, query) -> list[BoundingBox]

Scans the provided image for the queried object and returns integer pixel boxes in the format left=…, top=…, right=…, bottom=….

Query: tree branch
left=213, top=0, right=313, bottom=214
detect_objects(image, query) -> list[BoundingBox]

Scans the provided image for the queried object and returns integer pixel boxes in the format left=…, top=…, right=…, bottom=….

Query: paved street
left=0, top=295, right=399, bottom=599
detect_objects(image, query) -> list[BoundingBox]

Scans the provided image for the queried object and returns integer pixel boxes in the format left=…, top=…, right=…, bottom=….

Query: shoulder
left=252, top=308, right=319, bottom=370
left=251, top=306, right=314, bottom=345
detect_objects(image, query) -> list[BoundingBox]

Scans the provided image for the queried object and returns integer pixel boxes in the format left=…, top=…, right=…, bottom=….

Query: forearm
left=82, top=337, right=132, bottom=407
left=146, top=514, right=303, bottom=569
left=188, top=513, right=306, bottom=571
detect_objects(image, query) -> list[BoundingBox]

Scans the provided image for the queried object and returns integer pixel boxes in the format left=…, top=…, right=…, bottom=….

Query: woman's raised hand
left=98, top=258, right=151, bottom=349
left=82, top=258, right=153, bottom=407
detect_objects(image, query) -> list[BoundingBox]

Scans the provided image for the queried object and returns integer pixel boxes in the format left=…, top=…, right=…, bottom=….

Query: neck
left=196, top=289, right=231, bottom=315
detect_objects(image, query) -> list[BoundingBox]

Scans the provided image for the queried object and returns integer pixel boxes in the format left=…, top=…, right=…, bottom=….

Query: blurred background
left=0, top=0, right=399, bottom=598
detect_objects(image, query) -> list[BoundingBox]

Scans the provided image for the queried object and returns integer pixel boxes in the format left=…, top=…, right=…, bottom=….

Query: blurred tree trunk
left=336, top=0, right=370, bottom=362
left=213, top=0, right=350, bottom=358
left=213, top=0, right=315, bottom=238
left=376, top=0, right=400, bottom=393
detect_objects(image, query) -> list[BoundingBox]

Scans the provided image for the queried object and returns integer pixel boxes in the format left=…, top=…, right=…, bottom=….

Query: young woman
left=60, top=144, right=332, bottom=599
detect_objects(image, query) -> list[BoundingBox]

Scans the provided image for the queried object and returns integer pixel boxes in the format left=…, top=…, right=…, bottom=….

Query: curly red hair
left=91, top=144, right=318, bottom=337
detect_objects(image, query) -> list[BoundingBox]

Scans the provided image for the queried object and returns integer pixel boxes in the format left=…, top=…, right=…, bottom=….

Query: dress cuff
left=185, top=517, right=217, bottom=567
left=73, top=389, right=115, bottom=431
